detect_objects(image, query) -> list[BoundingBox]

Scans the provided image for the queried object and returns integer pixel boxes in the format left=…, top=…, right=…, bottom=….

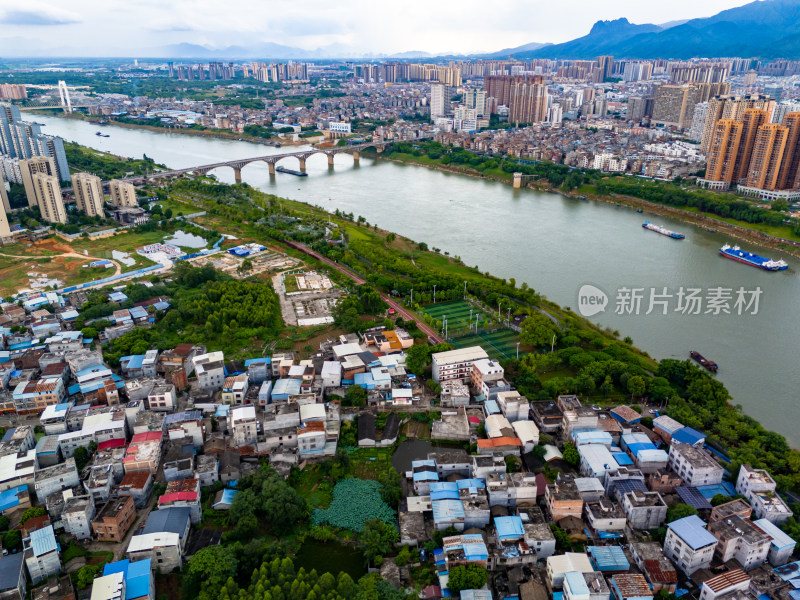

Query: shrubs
left=311, top=479, right=395, bottom=532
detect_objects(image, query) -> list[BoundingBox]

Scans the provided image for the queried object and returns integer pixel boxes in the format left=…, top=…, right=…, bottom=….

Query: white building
left=431, top=346, right=488, bottom=383
left=229, top=406, right=258, bottom=447
left=193, top=352, right=226, bottom=391
left=663, top=515, right=717, bottom=575
left=24, top=525, right=61, bottom=583
left=63, top=495, right=96, bottom=540
left=34, top=457, right=79, bottom=503
left=667, top=444, right=724, bottom=487
left=735, top=465, right=792, bottom=524
left=127, top=532, right=183, bottom=572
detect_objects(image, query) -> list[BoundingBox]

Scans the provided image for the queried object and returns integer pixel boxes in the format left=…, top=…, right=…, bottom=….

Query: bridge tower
left=513, top=172, right=523, bottom=189
left=57, top=81, right=72, bottom=114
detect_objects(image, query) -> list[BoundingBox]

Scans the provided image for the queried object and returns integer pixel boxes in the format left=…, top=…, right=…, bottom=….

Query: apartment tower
left=71, top=173, right=105, bottom=217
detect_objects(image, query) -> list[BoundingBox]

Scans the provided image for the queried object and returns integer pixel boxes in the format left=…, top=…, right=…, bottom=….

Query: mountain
left=481, top=41, right=551, bottom=58
left=513, top=0, right=800, bottom=60
left=159, top=42, right=322, bottom=59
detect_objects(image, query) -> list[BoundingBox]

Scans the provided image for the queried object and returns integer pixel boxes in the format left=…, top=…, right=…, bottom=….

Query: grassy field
left=423, top=300, right=487, bottom=332
left=451, top=329, right=525, bottom=360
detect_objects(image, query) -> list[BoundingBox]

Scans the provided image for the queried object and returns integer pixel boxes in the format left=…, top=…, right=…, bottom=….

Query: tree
left=447, top=564, right=489, bottom=593
left=76, top=565, right=100, bottom=589
left=73, top=446, right=91, bottom=471
left=360, top=519, right=399, bottom=566
left=667, top=503, right=698, bottom=522
left=2, top=530, right=20, bottom=551
left=238, top=258, right=253, bottom=274
left=385, top=233, right=395, bottom=244
left=0, top=515, right=9, bottom=532
left=519, top=313, right=560, bottom=348
left=343, top=385, right=367, bottom=407
left=562, top=441, right=580, bottom=467
left=183, top=545, right=238, bottom=599
left=628, top=375, right=646, bottom=399
left=81, top=327, right=98, bottom=339
left=531, top=444, right=547, bottom=462
left=20, top=507, right=46, bottom=524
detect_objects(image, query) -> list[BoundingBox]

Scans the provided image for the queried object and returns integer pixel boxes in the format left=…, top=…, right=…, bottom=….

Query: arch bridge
left=126, top=140, right=402, bottom=184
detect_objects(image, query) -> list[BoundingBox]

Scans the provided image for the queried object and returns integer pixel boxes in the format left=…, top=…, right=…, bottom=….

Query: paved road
left=285, top=241, right=445, bottom=344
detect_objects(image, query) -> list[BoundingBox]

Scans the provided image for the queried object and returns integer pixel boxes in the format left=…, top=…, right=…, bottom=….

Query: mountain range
left=133, top=0, right=800, bottom=60
left=509, top=0, right=800, bottom=60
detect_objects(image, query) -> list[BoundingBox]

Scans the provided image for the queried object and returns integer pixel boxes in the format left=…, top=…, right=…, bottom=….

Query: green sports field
left=451, top=329, right=524, bottom=360
left=422, top=300, right=525, bottom=360
left=423, top=300, right=487, bottom=332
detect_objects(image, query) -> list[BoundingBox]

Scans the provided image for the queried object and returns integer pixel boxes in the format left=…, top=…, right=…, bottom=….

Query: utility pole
left=507, top=308, right=511, bottom=327
left=433, top=285, right=437, bottom=304
left=410, top=289, right=413, bottom=305
left=463, top=281, right=467, bottom=299
left=498, top=300, right=501, bottom=320
left=551, top=333, right=556, bottom=353
left=516, top=342, right=520, bottom=359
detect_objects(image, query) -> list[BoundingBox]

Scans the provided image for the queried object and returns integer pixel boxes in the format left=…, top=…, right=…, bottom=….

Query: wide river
left=35, top=115, right=800, bottom=444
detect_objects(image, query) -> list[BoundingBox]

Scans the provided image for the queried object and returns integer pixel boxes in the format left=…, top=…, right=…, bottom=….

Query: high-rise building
left=745, top=124, right=789, bottom=191
left=776, top=112, right=800, bottom=189
left=732, top=109, right=770, bottom=183
left=652, top=83, right=730, bottom=129
left=0, top=171, right=10, bottom=214
left=596, top=56, right=614, bottom=81
left=0, top=174, right=10, bottom=239
left=109, top=180, right=138, bottom=207
left=0, top=103, right=69, bottom=181
left=668, top=61, right=730, bottom=84
left=509, top=78, right=548, bottom=124
left=705, top=120, right=743, bottom=189
left=464, top=89, right=487, bottom=117
left=32, top=173, right=66, bottom=224
left=688, top=102, right=709, bottom=142
left=0, top=84, right=26, bottom=100
left=430, top=84, right=451, bottom=119
left=20, top=157, right=57, bottom=208
left=72, top=173, right=105, bottom=218
left=628, top=97, right=647, bottom=122
left=485, top=75, right=544, bottom=109
left=700, top=94, right=776, bottom=154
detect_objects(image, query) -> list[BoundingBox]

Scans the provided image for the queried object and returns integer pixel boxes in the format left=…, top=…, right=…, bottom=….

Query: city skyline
left=0, top=0, right=754, bottom=58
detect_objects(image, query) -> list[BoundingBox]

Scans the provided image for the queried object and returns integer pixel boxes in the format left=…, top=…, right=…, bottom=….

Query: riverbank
left=377, top=151, right=800, bottom=259
left=25, top=109, right=312, bottom=147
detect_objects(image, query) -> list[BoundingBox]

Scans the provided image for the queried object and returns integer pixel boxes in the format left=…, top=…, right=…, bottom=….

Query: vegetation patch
left=311, top=479, right=395, bottom=532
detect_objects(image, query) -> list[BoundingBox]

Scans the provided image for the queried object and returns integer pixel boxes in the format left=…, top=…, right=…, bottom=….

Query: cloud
left=149, top=24, right=196, bottom=32
left=2, top=8, right=79, bottom=26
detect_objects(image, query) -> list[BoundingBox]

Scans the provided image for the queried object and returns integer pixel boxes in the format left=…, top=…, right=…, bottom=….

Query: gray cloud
left=2, top=9, right=80, bottom=25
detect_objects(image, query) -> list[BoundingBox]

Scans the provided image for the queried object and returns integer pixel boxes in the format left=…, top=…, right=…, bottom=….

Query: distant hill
left=505, top=0, right=800, bottom=60
left=480, top=41, right=551, bottom=58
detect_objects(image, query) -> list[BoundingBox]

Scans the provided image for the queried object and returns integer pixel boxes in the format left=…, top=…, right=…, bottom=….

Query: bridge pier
left=352, top=151, right=360, bottom=163
left=298, top=157, right=307, bottom=172
left=268, top=162, right=275, bottom=176
left=513, top=172, right=523, bottom=189
left=233, top=167, right=242, bottom=184
left=327, top=154, right=335, bottom=167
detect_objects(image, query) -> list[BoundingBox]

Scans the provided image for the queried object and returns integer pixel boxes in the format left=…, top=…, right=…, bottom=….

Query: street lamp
left=433, top=285, right=437, bottom=304
left=516, top=342, right=520, bottom=359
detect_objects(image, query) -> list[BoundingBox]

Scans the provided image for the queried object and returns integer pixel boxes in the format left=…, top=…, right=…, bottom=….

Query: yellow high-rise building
left=32, top=173, right=66, bottom=224
left=705, top=119, right=743, bottom=189
left=745, top=124, right=789, bottom=191
left=19, top=156, right=56, bottom=208
left=71, top=173, right=105, bottom=218
left=108, top=180, right=138, bottom=207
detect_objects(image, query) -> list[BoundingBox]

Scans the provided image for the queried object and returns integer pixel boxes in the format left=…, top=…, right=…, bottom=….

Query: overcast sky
left=0, top=0, right=755, bottom=57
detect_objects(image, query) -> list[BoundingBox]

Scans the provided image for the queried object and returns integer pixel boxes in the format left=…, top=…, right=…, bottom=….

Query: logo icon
left=577, top=284, right=608, bottom=317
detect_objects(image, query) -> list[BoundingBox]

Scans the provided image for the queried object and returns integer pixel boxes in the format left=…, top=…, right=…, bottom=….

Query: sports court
left=451, top=329, right=523, bottom=360
left=423, top=300, right=487, bottom=331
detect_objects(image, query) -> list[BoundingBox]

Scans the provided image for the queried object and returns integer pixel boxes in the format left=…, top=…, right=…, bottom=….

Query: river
left=34, top=114, right=800, bottom=444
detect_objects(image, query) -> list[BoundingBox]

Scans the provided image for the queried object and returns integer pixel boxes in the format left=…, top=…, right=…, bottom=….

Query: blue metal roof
left=456, top=479, right=485, bottom=490
left=667, top=515, right=716, bottom=550
left=626, top=442, right=656, bottom=457
left=612, top=452, right=634, bottom=466
left=484, top=399, right=500, bottom=414
left=564, top=571, right=590, bottom=595
left=245, top=358, right=271, bottom=366
left=588, top=545, right=630, bottom=571
left=29, top=525, right=57, bottom=556
left=121, top=355, right=145, bottom=370
left=495, top=516, right=525, bottom=540
left=0, top=486, right=25, bottom=513
left=413, top=471, right=439, bottom=483
left=754, top=518, right=796, bottom=550
left=164, top=410, right=202, bottom=425
left=432, top=499, right=464, bottom=523
left=412, top=459, right=437, bottom=469
left=104, top=559, right=152, bottom=600
left=672, top=427, right=705, bottom=446
left=214, top=489, right=238, bottom=507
